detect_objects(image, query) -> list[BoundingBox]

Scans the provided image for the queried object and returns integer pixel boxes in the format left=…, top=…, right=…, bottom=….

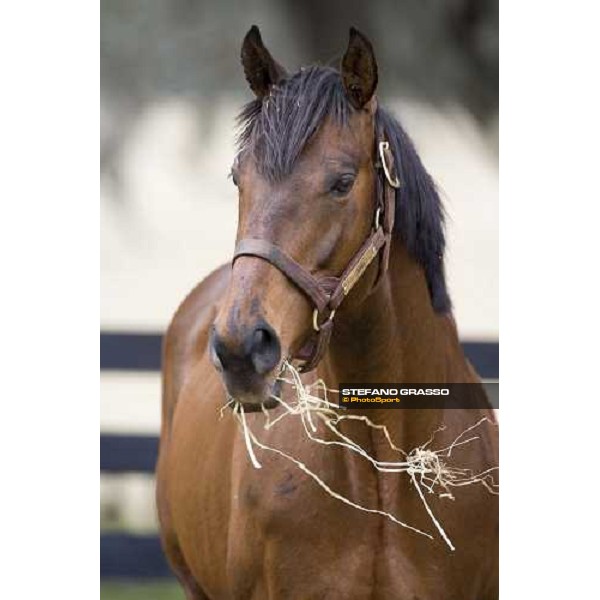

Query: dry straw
left=229, top=361, right=498, bottom=551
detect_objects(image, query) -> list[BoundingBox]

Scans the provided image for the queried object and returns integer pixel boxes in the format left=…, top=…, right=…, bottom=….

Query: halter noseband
left=232, top=137, right=399, bottom=372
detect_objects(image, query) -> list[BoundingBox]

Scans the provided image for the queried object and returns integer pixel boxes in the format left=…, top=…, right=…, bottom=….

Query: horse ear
left=241, top=25, right=287, bottom=98
left=341, top=27, right=378, bottom=110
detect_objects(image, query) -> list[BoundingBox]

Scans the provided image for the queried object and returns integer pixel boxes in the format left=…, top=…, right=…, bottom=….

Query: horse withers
left=156, top=26, right=498, bottom=600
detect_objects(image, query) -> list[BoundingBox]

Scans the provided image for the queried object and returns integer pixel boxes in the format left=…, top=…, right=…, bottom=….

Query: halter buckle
left=378, top=141, right=400, bottom=189
left=313, top=308, right=336, bottom=332
left=374, top=207, right=381, bottom=230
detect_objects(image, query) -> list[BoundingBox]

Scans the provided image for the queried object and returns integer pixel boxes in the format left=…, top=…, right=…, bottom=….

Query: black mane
left=237, top=66, right=451, bottom=313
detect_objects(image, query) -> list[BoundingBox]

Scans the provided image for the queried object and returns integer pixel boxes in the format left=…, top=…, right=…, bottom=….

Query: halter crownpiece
left=232, top=137, right=399, bottom=372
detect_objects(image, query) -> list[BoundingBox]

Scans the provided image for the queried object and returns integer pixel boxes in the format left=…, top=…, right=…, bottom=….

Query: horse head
left=210, top=26, right=385, bottom=410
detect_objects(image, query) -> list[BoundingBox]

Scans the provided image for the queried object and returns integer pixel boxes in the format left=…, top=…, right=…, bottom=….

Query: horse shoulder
left=157, top=263, right=230, bottom=599
left=161, top=263, right=231, bottom=432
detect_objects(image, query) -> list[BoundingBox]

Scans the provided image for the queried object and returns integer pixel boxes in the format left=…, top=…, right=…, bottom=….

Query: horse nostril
left=209, top=328, right=227, bottom=372
left=250, top=325, right=281, bottom=375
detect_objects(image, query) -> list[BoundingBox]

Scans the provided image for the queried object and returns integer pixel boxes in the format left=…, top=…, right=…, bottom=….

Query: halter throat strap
left=232, top=137, right=398, bottom=372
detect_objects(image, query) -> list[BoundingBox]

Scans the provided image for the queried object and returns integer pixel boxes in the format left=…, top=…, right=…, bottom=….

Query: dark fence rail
left=101, top=533, right=172, bottom=579
left=101, top=434, right=158, bottom=474
left=101, top=332, right=163, bottom=371
left=100, top=331, right=498, bottom=579
left=100, top=332, right=499, bottom=378
left=100, top=434, right=169, bottom=578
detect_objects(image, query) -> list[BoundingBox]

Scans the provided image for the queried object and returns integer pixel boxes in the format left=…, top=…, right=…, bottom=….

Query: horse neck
left=324, top=240, right=471, bottom=384
left=318, top=242, right=489, bottom=461
left=320, top=240, right=477, bottom=439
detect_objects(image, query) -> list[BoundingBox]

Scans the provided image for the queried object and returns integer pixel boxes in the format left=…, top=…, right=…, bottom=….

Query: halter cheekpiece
left=232, top=134, right=400, bottom=372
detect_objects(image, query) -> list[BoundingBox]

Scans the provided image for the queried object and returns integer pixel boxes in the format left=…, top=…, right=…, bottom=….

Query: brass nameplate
left=341, top=244, right=379, bottom=296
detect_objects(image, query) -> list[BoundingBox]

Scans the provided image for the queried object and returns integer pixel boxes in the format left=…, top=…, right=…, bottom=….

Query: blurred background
left=100, top=0, right=498, bottom=597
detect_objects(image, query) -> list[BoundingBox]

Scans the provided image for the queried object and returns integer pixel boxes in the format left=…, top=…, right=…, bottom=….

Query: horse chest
left=168, top=397, right=496, bottom=599
left=222, top=461, right=475, bottom=600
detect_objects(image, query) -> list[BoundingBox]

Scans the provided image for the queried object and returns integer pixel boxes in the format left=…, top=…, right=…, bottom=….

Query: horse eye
left=330, top=174, right=356, bottom=197
left=229, top=169, right=239, bottom=187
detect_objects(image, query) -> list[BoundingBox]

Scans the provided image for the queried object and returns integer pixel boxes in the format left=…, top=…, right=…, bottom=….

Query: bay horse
left=157, top=26, right=498, bottom=600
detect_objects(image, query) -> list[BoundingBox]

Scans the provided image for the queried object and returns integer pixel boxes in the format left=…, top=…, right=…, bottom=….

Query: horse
left=156, top=26, right=498, bottom=600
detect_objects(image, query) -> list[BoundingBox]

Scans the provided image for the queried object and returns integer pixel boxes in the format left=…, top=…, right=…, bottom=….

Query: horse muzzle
left=209, top=322, right=283, bottom=411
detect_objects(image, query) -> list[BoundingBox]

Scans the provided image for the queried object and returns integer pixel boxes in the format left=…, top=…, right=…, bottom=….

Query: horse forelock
left=236, top=66, right=349, bottom=181
left=236, top=65, right=451, bottom=314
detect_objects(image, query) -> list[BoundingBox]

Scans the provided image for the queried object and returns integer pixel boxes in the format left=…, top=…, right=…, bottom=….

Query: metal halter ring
left=378, top=141, right=401, bottom=188
left=313, top=308, right=336, bottom=332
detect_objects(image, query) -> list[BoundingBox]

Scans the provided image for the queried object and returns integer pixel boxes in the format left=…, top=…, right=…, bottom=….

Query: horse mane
left=376, top=107, right=451, bottom=313
left=237, top=66, right=451, bottom=314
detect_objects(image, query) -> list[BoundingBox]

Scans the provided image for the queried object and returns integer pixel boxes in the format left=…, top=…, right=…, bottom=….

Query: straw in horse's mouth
left=219, top=365, right=285, bottom=412
left=227, top=361, right=499, bottom=551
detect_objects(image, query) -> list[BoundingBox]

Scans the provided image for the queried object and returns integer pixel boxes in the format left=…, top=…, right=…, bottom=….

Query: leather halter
left=232, top=138, right=400, bottom=372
